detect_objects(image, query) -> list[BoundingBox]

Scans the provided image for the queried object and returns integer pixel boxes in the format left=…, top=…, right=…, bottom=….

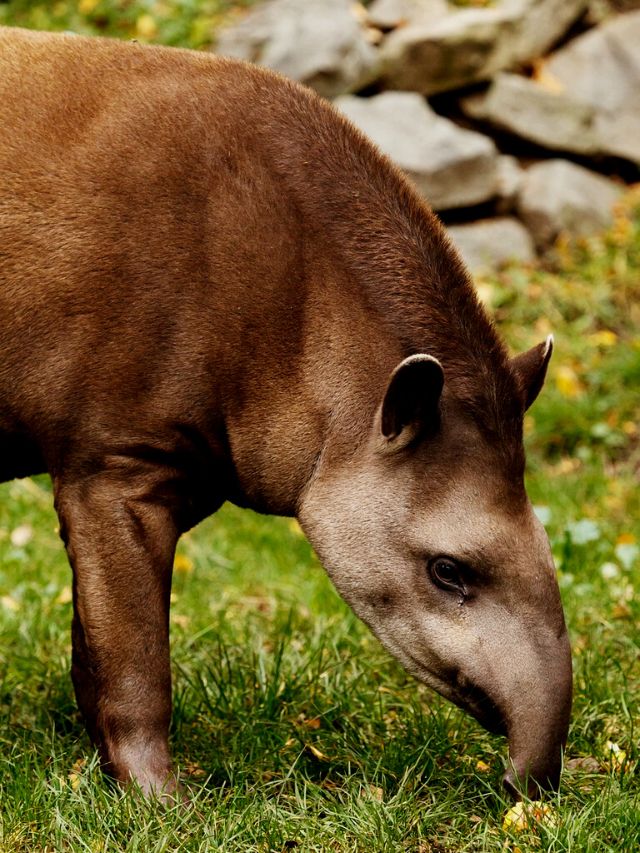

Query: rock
left=447, top=218, right=536, bottom=273
left=334, top=92, right=501, bottom=210
left=462, top=12, right=640, bottom=166
left=545, top=10, right=640, bottom=164
left=213, top=0, right=378, bottom=98
left=379, top=6, right=521, bottom=95
left=516, top=160, right=622, bottom=248
left=366, top=0, right=448, bottom=30
left=462, top=73, right=600, bottom=156
left=593, top=110, right=640, bottom=165
left=495, top=155, right=526, bottom=213
left=379, top=0, right=587, bottom=95
left=546, top=10, right=640, bottom=111
left=505, top=0, right=589, bottom=59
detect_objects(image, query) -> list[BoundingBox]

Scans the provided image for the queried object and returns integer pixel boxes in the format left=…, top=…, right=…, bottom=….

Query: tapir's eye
left=428, top=557, right=467, bottom=597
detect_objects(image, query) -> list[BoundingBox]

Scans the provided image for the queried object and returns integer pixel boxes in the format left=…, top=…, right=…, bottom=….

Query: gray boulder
left=213, top=0, right=378, bottom=98
left=546, top=10, right=640, bottom=164
left=505, top=0, right=589, bottom=59
left=334, top=92, right=501, bottom=210
left=379, top=0, right=587, bottom=95
left=462, top=73, right=600, bottom=156
left=463, top=13, right=640, bottom=165
left=447, top=218, right=536, bottom=274
left=517, top=160, right=622, bottom=248
left=546, top=10, right=640, bottom=111
left=366, top=0, right=449, bottom=30
left=495, top=155, right=526, bottom=213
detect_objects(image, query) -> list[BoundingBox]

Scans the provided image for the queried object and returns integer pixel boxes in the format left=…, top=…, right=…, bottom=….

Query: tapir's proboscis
left=0, top=27, right=572, bottom=802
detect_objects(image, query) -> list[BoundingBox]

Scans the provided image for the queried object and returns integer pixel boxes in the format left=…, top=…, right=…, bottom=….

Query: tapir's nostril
left=502, top=768, right=523, bottom=801
left=502, top=759, right=562, bottom=801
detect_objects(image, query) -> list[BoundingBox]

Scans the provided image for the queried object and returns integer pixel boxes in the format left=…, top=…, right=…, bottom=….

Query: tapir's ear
left=380, top=354, right=444, bottom=449
left=512, top=335, right=553, bottom=411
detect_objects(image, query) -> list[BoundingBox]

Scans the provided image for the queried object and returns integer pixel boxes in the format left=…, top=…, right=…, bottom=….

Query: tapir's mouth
left=405, top=650, right=507, bottom=737
left=451, top=681, right=507, bottom=737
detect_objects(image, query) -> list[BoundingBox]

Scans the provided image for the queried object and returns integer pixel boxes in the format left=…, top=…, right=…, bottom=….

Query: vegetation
left=0, top=3, right=638, bottom=850
left=0, top=0, right=258, bottom=49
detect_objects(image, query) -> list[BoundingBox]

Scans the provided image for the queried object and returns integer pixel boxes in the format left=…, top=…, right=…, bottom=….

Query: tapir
left=0, top=26, right=572, bottom=800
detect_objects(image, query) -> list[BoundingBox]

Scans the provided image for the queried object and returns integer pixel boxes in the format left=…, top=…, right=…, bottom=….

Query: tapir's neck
left=214, top=67, right=521, bottom=514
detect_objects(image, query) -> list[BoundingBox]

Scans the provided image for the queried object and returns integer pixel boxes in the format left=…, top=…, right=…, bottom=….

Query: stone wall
left=213, top=0, right=639, bottom=273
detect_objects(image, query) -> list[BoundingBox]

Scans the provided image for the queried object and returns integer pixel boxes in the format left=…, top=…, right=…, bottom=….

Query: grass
left=1, top=3, right=639, bottom=850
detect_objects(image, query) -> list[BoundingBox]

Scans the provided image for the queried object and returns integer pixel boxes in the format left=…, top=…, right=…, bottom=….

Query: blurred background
left=1, top=0, right=640, bottom=272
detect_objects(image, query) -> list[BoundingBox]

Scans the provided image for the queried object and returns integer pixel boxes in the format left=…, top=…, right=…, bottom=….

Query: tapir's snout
left=500, top=626, right=573, bottom=800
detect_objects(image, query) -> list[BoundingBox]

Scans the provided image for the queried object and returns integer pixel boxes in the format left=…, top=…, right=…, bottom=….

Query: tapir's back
left=0, top=28, right=316, bottom=466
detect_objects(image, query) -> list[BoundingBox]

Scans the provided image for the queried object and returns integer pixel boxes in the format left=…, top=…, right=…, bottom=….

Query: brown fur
left=0, top=27, right=570, bottom=799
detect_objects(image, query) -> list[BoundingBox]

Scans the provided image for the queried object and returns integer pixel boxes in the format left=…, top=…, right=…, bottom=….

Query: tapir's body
left=0, top=27, right=571, bottom=799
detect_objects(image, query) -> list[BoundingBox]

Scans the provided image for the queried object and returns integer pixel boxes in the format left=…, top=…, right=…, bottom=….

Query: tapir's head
left=298, top=336, right=572, bottom=799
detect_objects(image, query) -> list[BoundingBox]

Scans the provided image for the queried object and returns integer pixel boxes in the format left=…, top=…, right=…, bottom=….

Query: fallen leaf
left=503, top=801, right=557, bottom=832
left=173, top=553, right=194, bottom=574
left=136, top=14, right=158, bottom=39
left=555, top=365, right=583, bottom=398
left=68, top=757, right=86, bottom=791
left=588, top=330, right=617, bottom=347
left=287, top=519, right=305, bottom=537
left=611, top=601, right=632, bottom=619
left=475, top=760, right=491, bottom=773
left=1, top=595, right=19, bottom=612
left=183, top=760, right=206, bottom=778
left=56, top=586, right=73, bottom=605
left=606, top=741, right=627, bottom=769
left=306, top=743, right=329, bottom=761
left=565, top=756, right=602, bottom=773
left=531, top=59, right=565, bottom=94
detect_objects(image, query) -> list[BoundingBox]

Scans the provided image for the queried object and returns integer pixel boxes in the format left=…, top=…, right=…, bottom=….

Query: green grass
left=1, top=4, right=639, bottom=850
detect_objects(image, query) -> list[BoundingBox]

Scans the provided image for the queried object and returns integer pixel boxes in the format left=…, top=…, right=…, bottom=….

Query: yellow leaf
left=1, top=595, right=19, bottom=612
left=503, top=801, right=557, bottom=832
left=306, top=743, right=329, bottom=761
left=531, top=59, right=565, bottom=94
left=173, top=553, right=194, bottom=574
left=136, top=14, right=158, bottom=39
left=606, top=741, right=627, bottom=768
left=56, top=586, right=73, bottom=605
left=475, top=759, right=491, bottom=773
left=68, top=757, right=86, bottom=791
left=588, top=330, right=618, bottom=347
left=78, top=0, right=99, bottom=14
left=287, top=519, right=305, bottom=537
left=555, top=365, right=583, bottom=398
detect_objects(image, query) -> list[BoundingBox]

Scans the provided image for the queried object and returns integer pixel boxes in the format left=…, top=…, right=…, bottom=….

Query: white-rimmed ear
left=512, top=334, right=553, bottom=411
left=379, top=354, right=444, bottom=451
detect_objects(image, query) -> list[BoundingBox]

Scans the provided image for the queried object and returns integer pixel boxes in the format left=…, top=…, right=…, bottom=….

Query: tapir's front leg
left=54, top=470, right=180, bottom=797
